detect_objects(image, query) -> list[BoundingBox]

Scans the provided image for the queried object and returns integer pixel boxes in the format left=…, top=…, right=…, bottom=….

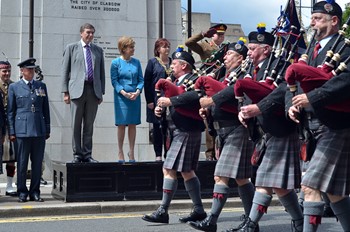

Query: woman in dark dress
left=144, top=38, right=172, bottom=161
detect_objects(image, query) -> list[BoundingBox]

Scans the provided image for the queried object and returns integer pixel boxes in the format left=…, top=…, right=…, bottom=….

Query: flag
left=274, top=0, right=307, bottom=57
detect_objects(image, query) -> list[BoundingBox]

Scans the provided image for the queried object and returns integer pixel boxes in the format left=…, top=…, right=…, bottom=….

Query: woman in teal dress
left=110, top=36, right=144, bottom=162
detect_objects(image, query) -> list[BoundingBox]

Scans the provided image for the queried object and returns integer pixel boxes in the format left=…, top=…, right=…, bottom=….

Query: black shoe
left=323, top=206, right=335, bottom=217
left=142, top=206, right=169, bottom=224
left=238, top=217, right=258, bottom=232
left=18, top=195, right=28, bottom=203
left=188, top=215, right=217, bottom=232
left=40, top=178, right=48, bottom=185
left=6, top=191, right=18, bottom=197
left=72, top=157, right=82, bottom=163
left=179, top=210, right=207, bottom=223
left=83, top=157, right=98, bottom=163
left=29, top=194, right=44, bottom=202
left=224, top=214, right=249, bottom=232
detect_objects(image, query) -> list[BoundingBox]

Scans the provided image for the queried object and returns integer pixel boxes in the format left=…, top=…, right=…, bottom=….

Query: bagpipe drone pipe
left=285, top=15, right=350, bottom=112
left=198, top=41, right=230, bottom=76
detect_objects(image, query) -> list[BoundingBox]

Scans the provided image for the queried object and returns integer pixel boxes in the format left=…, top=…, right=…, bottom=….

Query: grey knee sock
left=330, top=197, right=350, bottom=231
left=209, top=184, right=229, bottom=223
left=161, top=178, right=178, bottom=211
left=238, top=182, right=255, bottom=216
left=184, top=177, right=205, bottom=214
left=303, top=201, right=325, bottom=232
left=249, top=191, right=272, bottom=223
left=279, top=191, right=303, bottom=231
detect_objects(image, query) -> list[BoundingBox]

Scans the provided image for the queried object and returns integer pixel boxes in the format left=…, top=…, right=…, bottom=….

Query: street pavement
left=0, top=181, right=282, bottom=218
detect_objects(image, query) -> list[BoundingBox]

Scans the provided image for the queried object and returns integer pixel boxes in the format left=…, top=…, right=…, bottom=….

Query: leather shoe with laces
left=188, top=215, right=217, bottom=232
left=179, top=210, right=207, bottom=223
left=142, top=206, right=169, bottom=224
left=29, top=194, right=44, bottom=202
left=224, top=215, right=259, bottom=232
left=238, top=217, right=259, bottom=232
left=83, top=157, right=98, bottom=163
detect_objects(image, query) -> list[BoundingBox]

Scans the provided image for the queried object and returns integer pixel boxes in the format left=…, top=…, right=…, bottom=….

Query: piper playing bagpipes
left=142, top=48, right=207, bottom=225
left=187, top=40, right=257, bottom=232
left=235, top=21, right=303, bottom=232
left=287, top=1, right=350, bottom=231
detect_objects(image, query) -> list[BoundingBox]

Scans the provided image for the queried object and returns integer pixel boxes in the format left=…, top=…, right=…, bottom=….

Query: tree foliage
left=342, top=4, right=350, bottom=37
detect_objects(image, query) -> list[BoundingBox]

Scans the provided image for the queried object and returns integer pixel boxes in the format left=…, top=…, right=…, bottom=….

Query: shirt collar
left=318, top=34, right=334, bottom=52
left=81, top=39, right=91, bottom=48
left=22, top=78, right=33, bottom=85
left=177, top=73, right=189, bottom=85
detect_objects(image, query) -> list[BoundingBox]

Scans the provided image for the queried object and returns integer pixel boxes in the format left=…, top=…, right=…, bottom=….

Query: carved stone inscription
left=93, top=36, right=119, bottom=60
left=65, top=0, right=126, bottom=19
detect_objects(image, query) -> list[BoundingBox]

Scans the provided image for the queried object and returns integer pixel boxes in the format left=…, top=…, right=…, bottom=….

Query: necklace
left=156, top=57, right=172, bottom=76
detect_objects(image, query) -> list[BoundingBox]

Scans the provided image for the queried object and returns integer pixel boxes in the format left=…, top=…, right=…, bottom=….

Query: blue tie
left=85, top=45, right=94, bottom=82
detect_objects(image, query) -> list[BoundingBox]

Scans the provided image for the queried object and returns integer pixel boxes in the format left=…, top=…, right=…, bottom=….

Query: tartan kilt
left=302, top=126, right=350, bottom=196
left=255, top=132, right=301, bottom=189
left=214, top=125, right=255, bottom=179
left=163, top=129, right=202, bottom=172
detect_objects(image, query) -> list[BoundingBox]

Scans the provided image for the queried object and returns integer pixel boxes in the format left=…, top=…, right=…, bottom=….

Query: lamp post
left=181, top=0, right=192, bottom=52
left=159, top=0, right=163, bottom=38
left=187, top=0, right=192, bottom=40
left=29, top=0, right=34, bottom=57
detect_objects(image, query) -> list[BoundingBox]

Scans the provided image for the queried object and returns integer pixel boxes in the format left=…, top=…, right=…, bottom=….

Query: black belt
left=213, top=120, right=237, bottom=130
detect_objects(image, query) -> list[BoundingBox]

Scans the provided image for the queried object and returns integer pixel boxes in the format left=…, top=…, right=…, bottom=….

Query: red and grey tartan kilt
left=163, top=129, right=202, bottom=172
left=255, top=132, right=301, bottom=189
left=302, top=126, right=350, bottom=196
left=214, top=125, right=255, bottom=179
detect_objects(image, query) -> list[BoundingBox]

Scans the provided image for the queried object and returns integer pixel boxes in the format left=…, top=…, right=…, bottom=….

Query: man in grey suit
left=7, top=58, right=50, bottom=202
left=62, top=23, right=105, bottom=163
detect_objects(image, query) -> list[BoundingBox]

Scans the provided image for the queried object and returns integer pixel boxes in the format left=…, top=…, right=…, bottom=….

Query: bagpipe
left=199, top=41, right=230, bottom=69
left=185, top=60, right=226, bottom=90
left=197, top=42, right=230, bottom=80
left=285, top=16, right=350, bottom=112
left=234, top=26, right=305, bottom=107
left=233, top=0, right=307, bottom=106
left=155, top=71, right=203, bottom=121
left=194, top=57, right=252, bottom=114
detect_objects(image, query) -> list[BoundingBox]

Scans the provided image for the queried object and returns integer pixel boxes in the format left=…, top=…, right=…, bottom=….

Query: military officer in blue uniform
left=7, top=58, right=50, bottom=203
